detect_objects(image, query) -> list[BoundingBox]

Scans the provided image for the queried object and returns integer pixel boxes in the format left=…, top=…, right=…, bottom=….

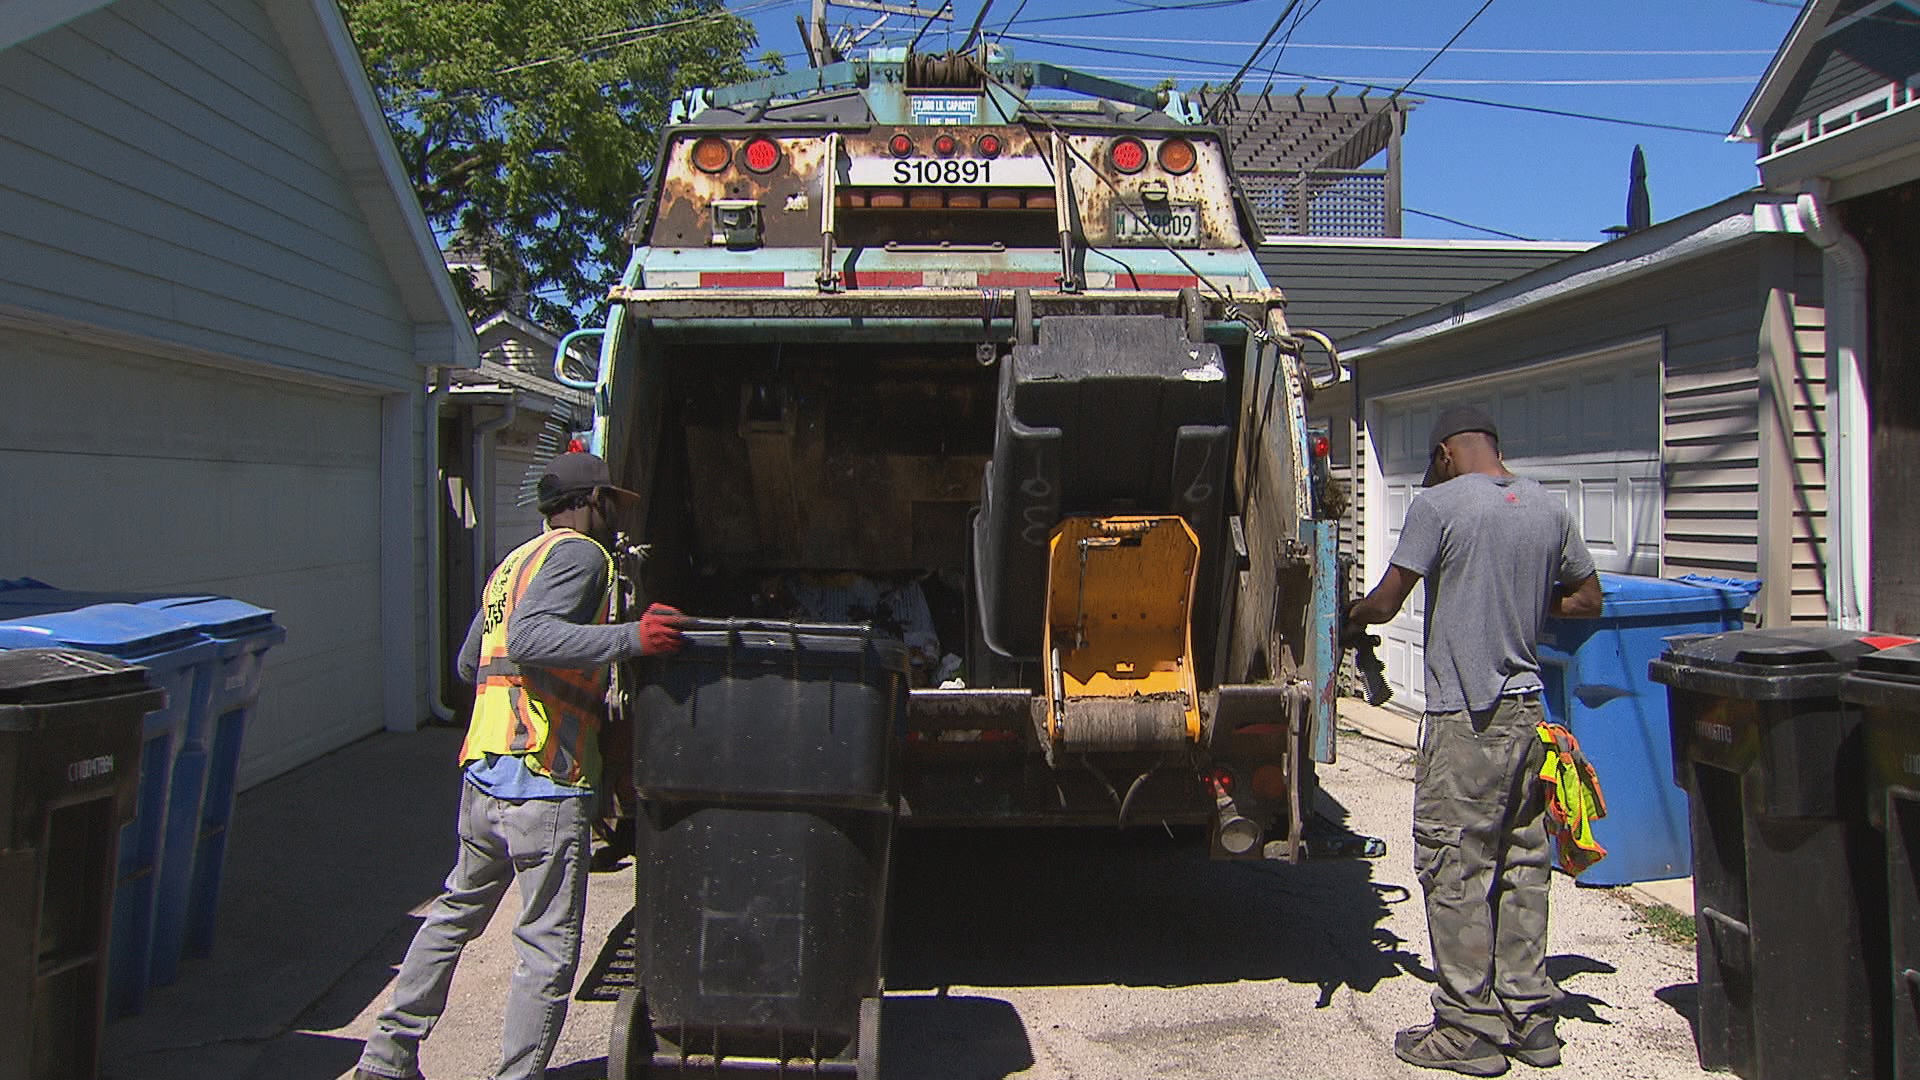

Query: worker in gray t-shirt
left=1346, top=405, right=1601, bottom=1076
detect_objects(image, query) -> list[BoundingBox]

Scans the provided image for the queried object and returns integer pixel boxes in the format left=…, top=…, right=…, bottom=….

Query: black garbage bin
left=1843, top=642, right=1920, bottom=1080
left=1650, top=627, right=1913, bottom=1080
left=614, top=620, right=907, bottom=1080
left=0, top=647, right=164, bottom=1080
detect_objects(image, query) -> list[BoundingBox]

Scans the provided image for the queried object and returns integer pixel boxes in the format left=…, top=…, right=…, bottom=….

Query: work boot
left=1503, top=1017, right=1563, bottom=1068
left=1393, top=1021, right=1509, bottom=1076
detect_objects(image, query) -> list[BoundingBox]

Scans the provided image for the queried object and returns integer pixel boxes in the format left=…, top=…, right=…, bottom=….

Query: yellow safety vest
left=1536, top=722, right=1608, bottom=876
left=460, top=528, right=617, bottom=787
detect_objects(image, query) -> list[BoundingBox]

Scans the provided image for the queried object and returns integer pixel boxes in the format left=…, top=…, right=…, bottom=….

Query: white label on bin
left=1906, top=752, right=1920, bottom=778
left=1695, top=720, right=1735, bottom=745
left=225, top=673, right=247, bottom=691
left=67, top=755, right=114, bottom=782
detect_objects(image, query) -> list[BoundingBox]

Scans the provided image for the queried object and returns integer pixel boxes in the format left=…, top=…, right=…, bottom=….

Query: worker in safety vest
left=1344, top=406, right=1601, bottom=1077
left=355, top=451, right=686, bottom=1080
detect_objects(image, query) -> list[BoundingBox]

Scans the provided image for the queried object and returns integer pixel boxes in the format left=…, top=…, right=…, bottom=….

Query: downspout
left=1796, top=182, right=1872, bottom=630
left=424, top=368, right=456, bottom=723
left=470, top=394, right=517, bottom=606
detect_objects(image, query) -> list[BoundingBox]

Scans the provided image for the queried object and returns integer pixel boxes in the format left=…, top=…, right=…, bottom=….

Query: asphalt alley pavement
left=103, top=725, right=1713, bottom=1080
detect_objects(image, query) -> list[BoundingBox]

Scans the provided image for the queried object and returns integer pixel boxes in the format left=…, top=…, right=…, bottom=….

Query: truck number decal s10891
left=846, top=156, right=1052, bottom=187
left=896, top=158, right=991, bottom=184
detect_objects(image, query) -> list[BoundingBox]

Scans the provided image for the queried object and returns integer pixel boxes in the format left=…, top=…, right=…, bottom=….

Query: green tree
left=341, top=0, right=767, bottom=328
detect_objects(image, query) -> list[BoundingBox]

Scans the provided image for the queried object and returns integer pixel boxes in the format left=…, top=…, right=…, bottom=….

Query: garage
left=1367, top=341, right=1663, bottom=711
left=0, top=327, right=388, bottom=787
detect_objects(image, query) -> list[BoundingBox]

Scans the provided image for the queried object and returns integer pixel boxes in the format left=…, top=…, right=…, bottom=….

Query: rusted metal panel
left=1062, top=133, right=1242, bottom=249
left=651, top=134, right=831, bottom=249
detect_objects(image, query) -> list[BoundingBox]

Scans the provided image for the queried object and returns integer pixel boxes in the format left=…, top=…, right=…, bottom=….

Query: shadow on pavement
left=1546, top=954, right=1618, bottom=1026
left=1655, top=981, right=1700, bottom=1042
left=884, top=825, right=1426, bottom=994
left=881, top=994, right=1034, bottom=1080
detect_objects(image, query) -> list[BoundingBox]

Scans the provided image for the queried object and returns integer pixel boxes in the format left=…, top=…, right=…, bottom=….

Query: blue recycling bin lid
left=0, top=626, right=54, bottom=649
left=0, top=603, right=217, bottom=665
left=1594, top=572, right=1761, bottom=618
left=140, top=596, right=284, bottom=647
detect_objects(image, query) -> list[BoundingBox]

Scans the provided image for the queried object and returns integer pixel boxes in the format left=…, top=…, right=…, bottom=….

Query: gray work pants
left=357, top=781, right=592, bottom=1080
left=1413, top=694, right=1554, bottom=1043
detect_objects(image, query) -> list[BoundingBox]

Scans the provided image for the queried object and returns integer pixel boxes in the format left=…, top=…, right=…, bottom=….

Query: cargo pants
left=1413, top=693, right=1555, bottom=1043
left=357, top=781, right=592, bottom=1080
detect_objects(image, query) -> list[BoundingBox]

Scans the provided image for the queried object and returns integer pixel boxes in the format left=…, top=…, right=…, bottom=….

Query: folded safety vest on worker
left=1535, top=722, right=1607, bottom=876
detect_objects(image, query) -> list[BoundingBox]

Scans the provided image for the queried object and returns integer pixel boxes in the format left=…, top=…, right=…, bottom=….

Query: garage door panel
left=2, top=334, right=388, bottom=787
left=1372, top=348, right=1662, bottom=710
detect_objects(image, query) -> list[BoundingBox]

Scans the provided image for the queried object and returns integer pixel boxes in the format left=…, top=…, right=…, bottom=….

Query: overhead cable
left=1204, top=0, right=1305, bottom=122
left=1392, top=0, right=1497, bottom=99
left=1013, top=33, right=1775, bottom=56
left=996, top=33, right=1735, bottom=135
left=1404, top=208, right=1536, bottom=241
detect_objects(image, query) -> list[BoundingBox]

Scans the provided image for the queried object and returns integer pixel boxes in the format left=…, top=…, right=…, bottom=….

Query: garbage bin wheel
left=609, top=987, right=651, bottom=1080
left=856, top=995, right=882, bottom=1080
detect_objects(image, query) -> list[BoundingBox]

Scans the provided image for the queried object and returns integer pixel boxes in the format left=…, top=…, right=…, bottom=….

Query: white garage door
left=1371, top=347, right=1662, bottom=711
left=0, top=329, right=387, bottom=787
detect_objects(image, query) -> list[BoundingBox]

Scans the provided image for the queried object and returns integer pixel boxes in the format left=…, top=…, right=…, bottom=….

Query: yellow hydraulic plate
left=1042, top=516, right=1201, bottom=746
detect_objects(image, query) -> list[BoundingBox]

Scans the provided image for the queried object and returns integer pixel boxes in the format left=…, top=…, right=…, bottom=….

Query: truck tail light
left=691, top=137, right=731, bottom=174
left=976, top=133, right=1003, bottom=158
left=933, top=133, right=959, bottom=157
left=1157, top=138, right=1197, bottom=175
left=741, top=136, right=781, bottom=173
left=889, top=133, right=915, bottom=158
left=1110, top=137, right=1148, bottom=174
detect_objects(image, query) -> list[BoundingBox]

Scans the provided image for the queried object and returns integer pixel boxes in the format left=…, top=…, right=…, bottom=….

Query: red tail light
left=976, top=133, right=1003, bottom=158
left=889, top=133, right=915, bottom=158
left=1313, top=434, right=1331, bottom=457
left=933, top=133, right=959, bottom=157
left=741, top=136, right=781, bottom=173
left=1109, top=137, right=1148, bottom=174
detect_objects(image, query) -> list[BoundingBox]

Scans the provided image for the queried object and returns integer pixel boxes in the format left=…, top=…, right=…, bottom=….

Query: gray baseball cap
left=1422, top=406, right=1499, bottom=486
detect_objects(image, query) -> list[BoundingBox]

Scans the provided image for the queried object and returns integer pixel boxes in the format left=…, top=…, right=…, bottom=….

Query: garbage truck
left=556, top=45, right=1354, bottom=859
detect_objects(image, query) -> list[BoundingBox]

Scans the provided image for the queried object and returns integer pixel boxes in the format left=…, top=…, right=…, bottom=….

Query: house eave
left=1340, top=191, right=1800, bottom=364
left=1733, top=0, right=1843, bottom=142
left=1757, top=98, right=1920, bottom=198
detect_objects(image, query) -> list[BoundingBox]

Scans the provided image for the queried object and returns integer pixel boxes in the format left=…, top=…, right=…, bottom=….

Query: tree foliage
left=340, top=0, right=767, bottom=327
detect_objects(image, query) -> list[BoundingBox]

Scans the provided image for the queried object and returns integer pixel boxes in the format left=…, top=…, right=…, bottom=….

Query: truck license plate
left=846, top=157, right=1054, bottom=187
left=1113, top=203, right=1200, bottom=247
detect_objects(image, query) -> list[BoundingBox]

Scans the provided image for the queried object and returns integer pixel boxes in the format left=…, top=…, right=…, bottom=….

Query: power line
left=1061, top=64, right=1756, bottom=86
left=1405, top=207, right=1536, bottom=241
left=1255, top=0, right=1328, bottom=98
left=1205, top=0, right=1306, bottom=121
left=997, top=33, right=1737, bottom=135
left=1392, top=0, right=1496, bottom=99
left=495, top=0, right=795, bottom=75
left=1014, top=32, right=1775, bottom=56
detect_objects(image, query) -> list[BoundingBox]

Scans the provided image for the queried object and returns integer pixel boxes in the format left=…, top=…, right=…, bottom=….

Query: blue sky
left=736, top=0, right=1804, bottom=242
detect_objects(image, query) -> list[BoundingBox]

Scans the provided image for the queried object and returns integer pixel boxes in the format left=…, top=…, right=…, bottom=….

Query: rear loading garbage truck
left=562, top=47, right=1353, bottom=1077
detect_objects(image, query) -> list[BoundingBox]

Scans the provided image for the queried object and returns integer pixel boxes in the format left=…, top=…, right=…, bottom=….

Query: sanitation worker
left=1343, top=406, right=1601, bottom=1076
left=355, top=451, right=686, bottom=1080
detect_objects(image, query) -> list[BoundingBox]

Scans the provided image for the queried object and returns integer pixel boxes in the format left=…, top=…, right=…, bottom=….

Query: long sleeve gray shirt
left=456, top=532, right=644, bottom=684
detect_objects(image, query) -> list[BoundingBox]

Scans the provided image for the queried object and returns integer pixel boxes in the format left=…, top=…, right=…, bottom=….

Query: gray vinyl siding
left=0, top=0, right=417, bottom=390
left=1259, top=242, right=1589, bottom=344
left=1789, top=243, right=1830, bottom=623
left=1763, top=20, right=1920, bottom=147
left=1353, top=242, right=1827, bottom=617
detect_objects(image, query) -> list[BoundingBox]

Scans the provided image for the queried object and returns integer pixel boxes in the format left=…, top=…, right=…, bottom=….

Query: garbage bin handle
left=1904, top=968, right=1920, bottom=999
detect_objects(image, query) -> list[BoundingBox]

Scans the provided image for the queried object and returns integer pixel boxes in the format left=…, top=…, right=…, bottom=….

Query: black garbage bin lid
left=1856, top=642, right=1920, bottom=681
left=0, top=648, right=149, bottom=708
left=1663, top=627, right=1908, bottom=672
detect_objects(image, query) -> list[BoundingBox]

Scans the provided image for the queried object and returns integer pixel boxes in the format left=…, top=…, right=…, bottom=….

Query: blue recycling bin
left=1537, top=573, right=1760, bottom=885
left=137, top=596, right=284, bottom=969
left=0, top=604, right=218, bottom=1017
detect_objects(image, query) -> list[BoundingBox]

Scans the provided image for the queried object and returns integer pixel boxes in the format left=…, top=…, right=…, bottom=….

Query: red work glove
left=638, top=603, right=686, bottom=656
